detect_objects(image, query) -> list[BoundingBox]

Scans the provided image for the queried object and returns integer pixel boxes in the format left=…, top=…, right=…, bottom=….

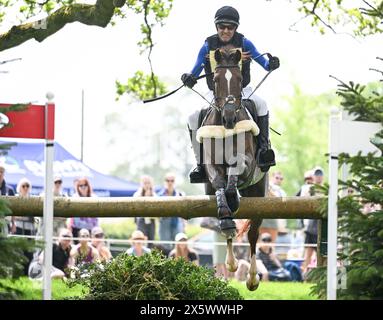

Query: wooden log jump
left=1, top=196, right=324, bottom=219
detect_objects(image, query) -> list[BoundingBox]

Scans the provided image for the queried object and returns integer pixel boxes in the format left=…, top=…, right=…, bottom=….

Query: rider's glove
left=268, top=56, right=280, bottom=71
left=181, top=73, right=197, bottom=88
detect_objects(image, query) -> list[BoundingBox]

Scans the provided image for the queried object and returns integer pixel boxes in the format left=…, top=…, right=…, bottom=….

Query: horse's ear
left=231, top=49, right=242, bottom=64
left=214, top=49, right=222, bottom=64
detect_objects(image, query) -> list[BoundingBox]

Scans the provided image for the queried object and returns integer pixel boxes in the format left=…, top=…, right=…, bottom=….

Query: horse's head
left=213, top=47, right=243, bottom=129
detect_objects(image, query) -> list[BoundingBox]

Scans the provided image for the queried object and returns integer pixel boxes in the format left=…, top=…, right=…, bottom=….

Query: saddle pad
left=196, top=119, right=259, bottom=143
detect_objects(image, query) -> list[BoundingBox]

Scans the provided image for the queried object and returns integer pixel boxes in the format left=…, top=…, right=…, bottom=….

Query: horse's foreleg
left=215, top=188, right=236, bottom=239
left=225, top=152, right=249, bottom=213
left=225, top=167, right=239, bottom=213
left=246, top=254, right=260, bottom=291
left=225, top=238, right=238, bottom=272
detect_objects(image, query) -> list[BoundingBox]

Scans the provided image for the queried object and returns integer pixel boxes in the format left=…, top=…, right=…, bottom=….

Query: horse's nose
left=223, top=115, right=236, bottom=129
left=222, top=102, right=237, bottom=129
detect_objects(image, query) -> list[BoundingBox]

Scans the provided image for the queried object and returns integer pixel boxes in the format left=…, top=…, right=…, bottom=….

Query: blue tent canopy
left=0, top=139, right=139, bottom=197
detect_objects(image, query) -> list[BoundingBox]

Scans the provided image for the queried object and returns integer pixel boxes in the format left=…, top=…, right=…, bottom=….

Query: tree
left=309, top=64, right=383, bottom=299
left=291, top=0, right=382, bottom=36
left=0, top=1, right=381, bottom=100
left=0, top=0, right=172, bottom=99
left=271, top=85, right=338, bottom=195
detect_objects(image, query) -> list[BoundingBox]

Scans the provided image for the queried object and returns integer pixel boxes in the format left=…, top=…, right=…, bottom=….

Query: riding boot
left=256, top=113, right=276, bottom=172
left=188, top=126, right=208, bottom=183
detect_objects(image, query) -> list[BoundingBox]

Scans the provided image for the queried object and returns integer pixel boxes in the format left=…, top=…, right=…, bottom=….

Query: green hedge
left=68, top=250, right=242, bottom=300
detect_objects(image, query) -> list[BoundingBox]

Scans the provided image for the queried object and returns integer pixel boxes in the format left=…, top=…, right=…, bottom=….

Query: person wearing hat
left=296, top=170, right=314, bottom=197
left=312, top=166, right=324, bottom=187
left=168, top=232, right=199, bottom=266
left=126, top=230, right=151, bottom=257
left=38, top=176, right=69, bottom=235
left=182, top=6, right=280, bottom=183
left=91, top=226, right=112, bottom=262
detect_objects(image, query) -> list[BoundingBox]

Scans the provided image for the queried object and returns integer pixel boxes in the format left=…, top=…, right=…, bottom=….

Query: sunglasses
left=94, top=233, right=104, bottom=238
left=262, top=238, right=272, bottom=243
left=165, top=179, right=175, bottom=183
left=217, top=24, right=236, bottom=31
left=22, top=184, right=30, bottom=188
left=62, top=235, right=71, bottom=239
left=78, top=184, right=88, bottom=188
left=55, top=181, right=62, bottom=184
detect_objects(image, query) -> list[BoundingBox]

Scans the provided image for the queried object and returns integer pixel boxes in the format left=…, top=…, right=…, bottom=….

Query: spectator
left=39, top=176, right=68, bottom=235
left=296, top=170, right=314, bottom=230
left=169, top=232, right=199, bottom=265
left=126, top=230, right=151, bottom=257
left=70, top=228, right=99, bottom=266
left=269, top=171, right=288, bottom=235
left=296, top=170, right=314, bottom=197
left=213, top=231, right=228, bottom=279
left=259, top=187, right=278, bottom=242
left=67, top=177, right=98, bottom=243
left=38, top=228, right=73, bottom=279
left=91, top=226, right=112, bottom=262
left=12, top=178, right=36, bottom=275
left=0, top=164, right=15, bottom=196
left=256, top=233, right=292, bottom=281
left=133, top=175, right=157, bottom=247
left=0, top=164, right=15, bottom=234
left=158, top=173, right=185, bottom=254
left=301, top=166, right=324, bottom=275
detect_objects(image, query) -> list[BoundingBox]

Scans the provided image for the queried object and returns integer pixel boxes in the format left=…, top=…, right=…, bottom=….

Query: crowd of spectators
left=1, top=164, right=379, bottom=284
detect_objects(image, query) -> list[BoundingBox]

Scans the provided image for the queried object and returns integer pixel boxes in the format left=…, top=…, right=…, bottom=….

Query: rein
left=143, top=72, right=213, bottom=104
left=143, top=52, right=273, bottom=105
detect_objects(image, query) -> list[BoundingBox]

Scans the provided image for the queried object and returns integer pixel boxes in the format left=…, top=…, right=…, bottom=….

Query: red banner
left=0, top=103, right=55, bottom=140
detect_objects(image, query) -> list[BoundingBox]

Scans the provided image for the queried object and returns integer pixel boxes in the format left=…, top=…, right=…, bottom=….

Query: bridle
left=213, top=64, right=243, bottom=113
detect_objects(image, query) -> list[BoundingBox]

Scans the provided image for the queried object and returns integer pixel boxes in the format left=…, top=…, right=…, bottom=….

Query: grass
left=1, top=277, right=317, bottom=300
left=229, top=279, right=318, bottom=300
left=0, top=277, right=86, bottom=300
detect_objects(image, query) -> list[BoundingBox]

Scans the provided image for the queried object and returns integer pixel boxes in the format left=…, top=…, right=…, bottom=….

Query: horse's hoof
left=226, top=259, right=238, bottom=273
left=246, top=273, right=260, bottom=291
left=220, top=218, right=236, bottom=230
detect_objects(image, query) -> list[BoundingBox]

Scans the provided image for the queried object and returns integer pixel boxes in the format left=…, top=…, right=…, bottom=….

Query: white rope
left=7, top=234, right=318, bottom=248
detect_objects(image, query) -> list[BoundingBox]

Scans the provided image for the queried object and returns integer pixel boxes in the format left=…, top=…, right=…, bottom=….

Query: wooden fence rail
left=1, top=195, right=324, bottom=219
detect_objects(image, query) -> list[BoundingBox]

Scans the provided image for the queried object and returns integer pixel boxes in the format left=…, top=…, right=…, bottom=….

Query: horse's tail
left=237, top=219, right=251, bottom=239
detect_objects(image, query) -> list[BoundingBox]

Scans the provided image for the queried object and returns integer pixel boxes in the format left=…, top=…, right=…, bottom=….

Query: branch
left=0, top=0, right=126, bottom=52
left=143, top=0, right=157, bottom=97
left=310, top=0, right=337, bottom=34
left=360, top=0, right=383, bottom=18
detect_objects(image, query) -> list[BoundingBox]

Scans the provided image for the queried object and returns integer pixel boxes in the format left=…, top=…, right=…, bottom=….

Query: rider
left=182, top=6, right=280, bottom=183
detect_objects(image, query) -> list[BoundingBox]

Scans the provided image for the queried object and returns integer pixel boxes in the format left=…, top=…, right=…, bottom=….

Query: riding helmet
left=214, top=6, right=240, bottom=26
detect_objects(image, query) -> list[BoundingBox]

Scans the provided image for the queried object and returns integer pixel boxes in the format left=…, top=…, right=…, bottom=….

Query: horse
left=196, top=45, right=266, bottom=290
